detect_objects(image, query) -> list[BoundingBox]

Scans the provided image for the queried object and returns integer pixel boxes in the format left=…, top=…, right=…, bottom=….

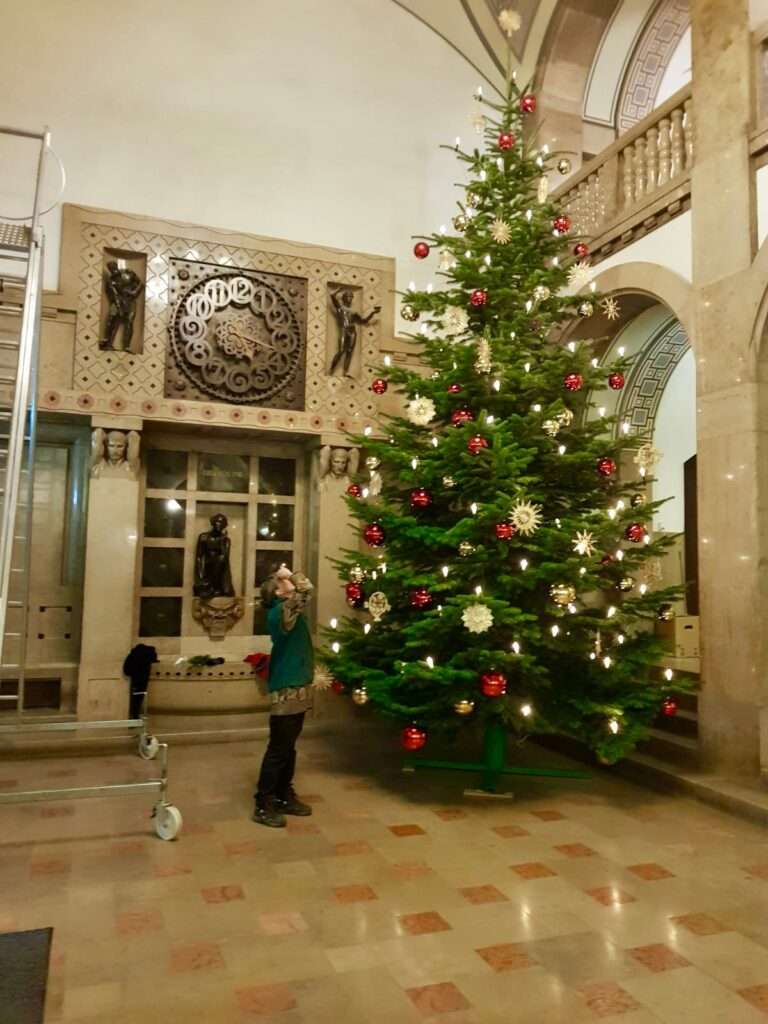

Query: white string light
left=493, top=379, right=501, bottom=391
left=484, top=253, right=491, bottom=266
left=618, top=346, right=625, bottom=356
left=364, top=426, right=372, bottom=436
left=664, top=667, right=674, bottom=681
left=520, top=703, right=533, bottom=717
left=524, top=362, right=531, bottom=372
left=511, top=641, right=521, bottom=654
left=431, top=436, right=439, bottom=447
left=532, top=403, right=542, bottom=412
left=606, top=606, right=617, bottom=618
left=551, top=624, right=560, bottom=637
left=475, top=584, right=483, bottom=595
left=603, top=655, right=612, bottom=669
left=363, top=623, right=371, bottom=635
left=520, top=558, right=529, bottom=571
left=411, top=458, right=419, bottom=469
left=470, top=502, right=478, bottom=515
left=617, top=634, right=625, bottom=644
left=441, top=565, right=450, bottom=578
left=591, top=357, right=599, bottom=368
left=558, top=444, right=567, bottom=455
left=526, top=209, right=533, bottom=222
left=598, top=407, right=606, bottom=418
left=579, top=567, right=587, bottom=576
left=331, top=641, right=341, bottom=653
left=608, top=717, right=620, bottom=734
left=330, top=618, right=338, bottom=629
left=426, top=655, right=435, bottom=669
left=486, top=414, right=495, bottom=424
left=384, top=355, right=392, bottom=367
left=622, top=421, right=631, bottom=435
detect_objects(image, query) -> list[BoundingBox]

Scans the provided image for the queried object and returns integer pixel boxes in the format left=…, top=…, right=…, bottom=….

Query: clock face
left=170, top=270, right=305, bottom=405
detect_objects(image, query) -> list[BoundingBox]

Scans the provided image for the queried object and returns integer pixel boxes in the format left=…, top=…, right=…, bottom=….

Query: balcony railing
left=552, top=85, right=693, bottom=261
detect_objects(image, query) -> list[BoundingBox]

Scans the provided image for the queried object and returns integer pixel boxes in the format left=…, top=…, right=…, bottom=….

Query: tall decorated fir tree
left=322, top=15, right=690, bottom=781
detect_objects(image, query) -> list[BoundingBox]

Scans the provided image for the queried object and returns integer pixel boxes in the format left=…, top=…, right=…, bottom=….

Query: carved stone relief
left=90, top=427, right=141, bottom=480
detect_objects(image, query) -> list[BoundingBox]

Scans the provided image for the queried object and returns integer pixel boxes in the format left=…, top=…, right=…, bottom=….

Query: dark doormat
left=0, top=928, right=52, bottom=1024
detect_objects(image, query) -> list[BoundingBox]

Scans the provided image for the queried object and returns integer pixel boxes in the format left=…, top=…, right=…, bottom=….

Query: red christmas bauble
left=401, top=724, right=427, bottom=751
left=363, top=522, right=385, bottom=547
left=662, top=696, right=678, bottom=717
left=467, top=434, right=489, bottom=456
left=409, top=487, right=433, bottom=510
left=451, top=406, right=474, bottom=427
left=447, top=383, right=463, bottom=394
left=553, top=215, right=572, bottom=235
left=608, top=372, right=625, bottom=391
left=331, top=679, right=346, bottom=694
left=573, top=242, right=590, bottom=258
left=414, top=241, right=430, bottom=259
left=371, top=377, right=388, bottom=395
left=495, top=521, right=516, bottom=540
left=625, top=522, right=646, bottom=543
left=410, top=586, right=433, bottom=610
left=480, top=670, right=507, bottom=697
left=600, top=553, right=614, bottom=566
left=347, top=483, right=363, bottom=498
left=563, top=372, right=583, bottom=392
left=520, top=94, right=537, bottom=114
left=345, top=582, right=363, bottom=607
left=470, top=289, right=488, bottom=307
left=497, top=131, right=515, bottom=150
left=597, top=457, right=617, bottom=477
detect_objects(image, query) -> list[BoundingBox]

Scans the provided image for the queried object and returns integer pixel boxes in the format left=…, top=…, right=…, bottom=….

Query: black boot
left=275, top=787, right=312, bottom=817
left=253, top=797, right=286, bottom=828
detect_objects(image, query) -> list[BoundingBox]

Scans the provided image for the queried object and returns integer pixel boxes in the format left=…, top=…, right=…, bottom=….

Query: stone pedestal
left=77, top=418, right=142, bottom=720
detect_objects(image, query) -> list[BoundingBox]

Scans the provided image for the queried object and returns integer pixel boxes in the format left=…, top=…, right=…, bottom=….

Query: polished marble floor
left=3, top=727, right=768, bottom=1022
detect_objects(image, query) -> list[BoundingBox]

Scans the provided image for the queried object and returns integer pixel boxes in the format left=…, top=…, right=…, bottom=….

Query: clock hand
left=225, top=326, right=278, bottom=353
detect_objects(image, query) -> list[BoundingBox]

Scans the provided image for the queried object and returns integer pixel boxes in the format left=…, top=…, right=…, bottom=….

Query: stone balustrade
left=552, top=86, right=693, bottom=261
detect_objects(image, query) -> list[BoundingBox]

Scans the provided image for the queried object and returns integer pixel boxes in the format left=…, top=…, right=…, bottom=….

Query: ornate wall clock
left=167, top=263, right=307, bottom=409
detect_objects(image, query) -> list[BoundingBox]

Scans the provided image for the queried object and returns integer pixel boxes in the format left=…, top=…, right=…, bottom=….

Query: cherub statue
left=317, top=446, right=359, bottom=489
left=328, top=286, right=380, bottom=376
left=90, top=428, right=141, bottom=479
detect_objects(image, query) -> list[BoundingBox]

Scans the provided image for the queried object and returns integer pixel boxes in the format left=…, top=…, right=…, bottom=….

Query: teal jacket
left=266, top=599, right=314, bottom=692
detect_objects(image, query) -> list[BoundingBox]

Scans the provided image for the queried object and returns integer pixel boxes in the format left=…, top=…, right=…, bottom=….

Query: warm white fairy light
left=364, top=426, right=372, bottom=436
left=590, top=282, right=597, bottom=293
left=464, top=250, right=472, bottom=257
left=525, top=300, right=533, bottom=313
left=616, top=500, right=625, bottom=511
left=603, top=655, right=612, bottom=669
left=520, top=703, right=533, bottom=718
left=441, top=565, right=450, bottom=578
left=363, top=623, right=371, bottom=635
left=384, top=354, right=391, bottom=367
left=330, top=617, right=338, bottom=629
left=608, top=717, right=620, bottom=734
left=371, top=570, right=377, bottom=581
left=579, top=567, right=587, bottom=576
left=493, top=379, right=501, bottom=391
left=496, top=157, right=504, bottom=171
left=437, top=605, right=443, bottom=613
left=607, top=605, right=617, bottom=618
left=475, top=85, right=483, bottom=98
left=431, top=436, right=439, bottom=447
left=640, top=467, right=647, bottom=478
left=426, top=655, right=435, bottom=669
left=558, top=444, right=567, bottom=455
left=607, top=508, right=617, bottom=521
left=622, top=421, right=631, bottom=435
left=419, top=323, right=428, bottom=335
left=455, top=136, right=461, bottom=149
left=426, top=283, right=433, bottom=294
left=618, top=346, right=625, bottom=356
left=520, top=558, right=529, bottom=571
left=486, top=414, right=495, bottom=424
left=542, top=143, right=550, bottom=154
left=480, top=169, right=487, bottom=182
left=526, top=209, right=533, bottom=222
left=567, top=341, right=576, bottom=353
left=568, top=603, right=577, bottom=614
left=598, top=407, right=606, bottom=417
left=524, top=362, right=531, bottom=373
left=380, top=562, right=388, bottom=574
left=470, top=502, right=478, bottom=515
left=439, top=224, right=446, bottom=235
left=475, top=584, right=483, bottom=595
left=511, top=641, right=521, bottom=654
left=639, top=583, right=648, bottom=595
left=484, top=253, right=492, bottom=266
left=591, top=357, right=599, bottom=368
left=615, top=549, right=624, bottom=561
left=331, top=641, right=341, bottom=653
left=664, top=667, right=674, bottom=681
left=589, top=652, right=596, bottom=661
left=551, top=624, right=560, bottom=637
left=643, top=533, right=651, bottom=545
left=536, top=155, right=544, bottom=167
left=552, top=256, right=560, bottom=267
left=617, top=634, right=625, bottom=644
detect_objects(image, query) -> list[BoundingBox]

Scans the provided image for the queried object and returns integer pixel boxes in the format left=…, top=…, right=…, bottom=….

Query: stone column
left=690, top=0, right=766, bottom=775
left=312, top=440, right=362, bottom=630
left=77, top=416, right=142, bottom=721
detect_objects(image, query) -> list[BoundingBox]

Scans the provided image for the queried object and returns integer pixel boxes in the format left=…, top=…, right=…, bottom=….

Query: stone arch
left=588, top=261, right=694, bottom=346
left=616, top=314, right=689, bottom=437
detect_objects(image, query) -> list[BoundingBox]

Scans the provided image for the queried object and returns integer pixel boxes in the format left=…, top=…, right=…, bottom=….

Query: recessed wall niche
left=98, top=248, right=147, bottom=355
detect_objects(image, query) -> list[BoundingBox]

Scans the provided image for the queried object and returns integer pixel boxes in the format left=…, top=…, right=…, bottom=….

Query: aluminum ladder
left=0, top=126, right=48, bottom=719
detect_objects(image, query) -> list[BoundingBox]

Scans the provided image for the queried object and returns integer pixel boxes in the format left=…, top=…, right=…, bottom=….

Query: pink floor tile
left=116, top=910, right=164, bottom=936
left=493, top=824, right=530, bottom=838
left=390, top=861, right=434, bottom=880
left=201, top=884, right=245, bottom=904
left=554, top=843, right=596, bottom=858
left=459, top=884, right=509, bottom=905
left=629, top=943, right=691, bottom=973
left=406, top=981, right=470, bottom=1016
left=670, top=912, right=730, bottom=936
left=333, top=884, right=378, bottom=904
left=578, top=982, right=642, bottom=1018
left=531, top=809, right=566, bottom=821
left=476, top=943, right=537, bottom=972
left=628, top=863, right=675, bottom=881
left=389, top=824, right=426, bottom=837
left=224, top=840, right=261, bottom=856
left=153, top=864, right=193, bottom=878
left=30, top=859, right=70, bottom=877
left=0, top=780, right=18, bottom=789
left=286, top=821, right=321, bottom=835
left=434, top=808, right=467, bottom=821
left=511, top=862, right=557, bottom=880
left=183, top=823, right=216, bottom=836
left=169, top=941, right=226, bottom=974
left=335, top=840, right=373, bottom=856
left=236, top=983, right=296, bottom=1015
left=258, top=911, right=309, bottom=936
left=739, top=985, right=768, bottom=1014
left=399, top=911, right=452, bottom=936
left=745, top=864, right=768, bottom=880
left=586, top=886, right=637, bottom=906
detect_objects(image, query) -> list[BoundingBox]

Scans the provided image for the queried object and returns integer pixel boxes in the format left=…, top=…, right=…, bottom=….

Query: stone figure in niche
left=101, top=259, right=144, bottom=351
left=194, top=513, right=235, bottom=598
left=329, top=285, right=380, bottom=376
left=90, top=428, right=141, bottom=480
left=317, top=446, right=359, bottom=489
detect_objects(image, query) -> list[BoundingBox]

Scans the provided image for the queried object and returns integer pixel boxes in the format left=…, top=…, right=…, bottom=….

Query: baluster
left=588, top=172, right=600, bottom=232
left=645, top=126, right=659, bottom=194
left=634, top=137, right=647, bottom=201
left=577, top=181, right=588, bottom=235
left=670, top=107, right=684, bottom=177
left=622, top=146, right=634, bottom=209
left=657, top=116, right=671, bottom=186
left=683, top=98, right=694, bottom=169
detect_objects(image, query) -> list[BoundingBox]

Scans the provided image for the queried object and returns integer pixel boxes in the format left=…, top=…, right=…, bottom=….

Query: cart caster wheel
left=154, top=804, right=182, bottom=841
left=139, top=734, right=160, bottom=760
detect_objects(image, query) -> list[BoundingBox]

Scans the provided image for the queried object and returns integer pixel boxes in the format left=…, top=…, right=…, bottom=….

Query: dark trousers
left=256, top=712, right=305, bottom=803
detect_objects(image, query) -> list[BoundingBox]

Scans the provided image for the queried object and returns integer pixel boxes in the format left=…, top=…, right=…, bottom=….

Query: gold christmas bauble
left=631, top=493, right=645, bottom=508
left=452, top=213, right=468, bottom=232
left=657, top=604, right=674, bottom=622
left=442, top=475, right=456, bottom=488
left=578, top=301, right=594, bottom=318
left=454, top=700, right=475, bottom=716
left=618, top=577, right=635, bottom=592
left=458, top=541, right=475, bottom=557
left=465, top=191, right=480, bottom=209
left=401, top=303, right=419, bottom=322
left=557, top=157, right=572, bottom=175
left=352, top=687, right=369, bottom=706
left=550, top=583, right=576, bottom=606
left=557, top=408, right=574, bottom=428
left=543, top=419, right=559, bottom=438
left=365, top=456, right=380, bottom=471
left=533, top=285, right=551, bottom=303
left=349, top=564, right=365, bottom=583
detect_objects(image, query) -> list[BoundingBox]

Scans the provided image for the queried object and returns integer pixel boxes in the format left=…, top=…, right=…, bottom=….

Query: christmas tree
left=323, top=17, right=691, bottom=782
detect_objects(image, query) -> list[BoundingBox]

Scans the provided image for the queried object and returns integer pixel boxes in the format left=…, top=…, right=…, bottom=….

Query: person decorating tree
left=253, top=566, right=315, bottom=828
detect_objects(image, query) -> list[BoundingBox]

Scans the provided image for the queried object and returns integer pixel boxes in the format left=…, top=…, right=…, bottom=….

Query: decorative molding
left=618, top=315, right=690, bottom=434
left=616, top=0, right=689, bottom=132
